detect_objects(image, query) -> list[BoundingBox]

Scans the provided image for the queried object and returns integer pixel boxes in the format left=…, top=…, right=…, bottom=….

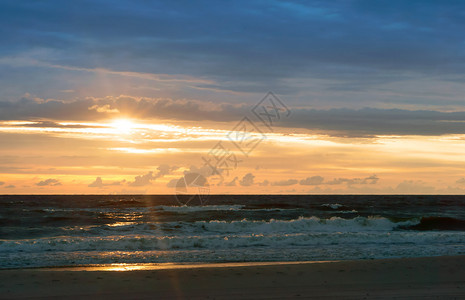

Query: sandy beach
left=1, top=256, right=464, bottom=299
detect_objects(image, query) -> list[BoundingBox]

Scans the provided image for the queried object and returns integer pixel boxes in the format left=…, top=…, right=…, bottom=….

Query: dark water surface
left=1, top=195, right=464, bottom=268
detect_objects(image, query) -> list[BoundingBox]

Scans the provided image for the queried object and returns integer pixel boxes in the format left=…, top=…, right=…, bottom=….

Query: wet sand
left=1, top=256, right=465, bottom=299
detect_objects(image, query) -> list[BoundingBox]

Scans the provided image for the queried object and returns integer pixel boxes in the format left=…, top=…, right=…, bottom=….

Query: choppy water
left=1, top=195, right=465, bottom=269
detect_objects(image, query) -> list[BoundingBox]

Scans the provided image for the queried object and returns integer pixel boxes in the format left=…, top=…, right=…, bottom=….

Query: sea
left=1, top=195, right=465, bottom=269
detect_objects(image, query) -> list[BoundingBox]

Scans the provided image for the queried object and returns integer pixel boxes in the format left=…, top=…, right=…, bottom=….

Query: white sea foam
left=321, top=203, right=344, bottom=209
left=1, top=231, right=465, bottom=254
left=4, top=242, right=465, bottom=269
left=194, top=216, right=417, bottom=233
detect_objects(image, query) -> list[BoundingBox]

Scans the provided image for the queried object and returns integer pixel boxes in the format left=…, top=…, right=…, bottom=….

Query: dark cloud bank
left=2, top=97, right=465, bottom=136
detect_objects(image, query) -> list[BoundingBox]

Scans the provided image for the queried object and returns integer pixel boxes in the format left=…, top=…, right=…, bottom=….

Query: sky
left=1, top=0, right=465, bottom=194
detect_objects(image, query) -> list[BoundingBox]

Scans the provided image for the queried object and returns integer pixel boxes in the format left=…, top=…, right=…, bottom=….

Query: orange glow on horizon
left=2, top=118, right=465, bottom=194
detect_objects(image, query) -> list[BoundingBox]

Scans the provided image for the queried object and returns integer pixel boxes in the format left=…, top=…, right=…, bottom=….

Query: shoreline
left=24, top=260, right=338, bottom=272
left=2, top=254, right=462, bottom=272
left=1, top=255, right=465, bottom=299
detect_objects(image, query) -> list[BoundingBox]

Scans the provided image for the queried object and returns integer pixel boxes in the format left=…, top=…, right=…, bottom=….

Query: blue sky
left=1, top=0, right=465, bottom=110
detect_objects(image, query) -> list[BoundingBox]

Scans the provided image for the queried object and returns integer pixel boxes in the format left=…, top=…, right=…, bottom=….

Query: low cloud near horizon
left=36, top=178, right=61, bottom=187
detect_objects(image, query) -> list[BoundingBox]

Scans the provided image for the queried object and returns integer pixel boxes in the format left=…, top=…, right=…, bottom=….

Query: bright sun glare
left=111, top=119, right=135, bottom=133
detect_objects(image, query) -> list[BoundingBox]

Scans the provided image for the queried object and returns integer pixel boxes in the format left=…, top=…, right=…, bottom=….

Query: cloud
left=3, top=0, right=465, bottom=97
left=5, top=120, right=104, bottom=129
left=282, top=108, right=465, bottom=136
left=363, top=175, right=379, bottom=184
left=157, top=164, right=175, bottom=177
left=258, top=180, right=269, bottom=186
left=271, top=179, right=298, bottom=186
left=4, top=96, right=465, bottom=137
left=394, top=180, right=436, bottom=194
left=166, top=164, right=221, bottom=189
left=225, top=177, right=238, bottom=186
left=166, top=178, right=179, bottom=188
left=239, top=173, right=255, bottom=186
left=325, top=178, right=349, bottom=185
left=128, top=171, right=156, bottom=187
left=184, top=164, right=222, bottom=178
left=299, top=176, right=324, bottom=185
left=88, top=177, right=124, bottom=188
left=5, top=185, right=15, bottom=189
left=456, top=178, right=465, bottom=185
left=88, top=104, right=119, bottom=114
left=0, top=96, right=248, bottom=123
left=170, top=173, right=378, bottom=189
left=36, top=178, right=61, bottom=186
left=128, top=164, right=176, bottom=187
left=300, top=179, right=465, bottom=194
left=89, top=177, right=105, bottom=188
left=325, top=175, right=379, bottom=185
left=0, top=181, right=4, bottom=186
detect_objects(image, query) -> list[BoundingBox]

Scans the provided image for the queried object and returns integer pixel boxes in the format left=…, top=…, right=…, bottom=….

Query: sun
left=111, top=119, right=136, bottom=134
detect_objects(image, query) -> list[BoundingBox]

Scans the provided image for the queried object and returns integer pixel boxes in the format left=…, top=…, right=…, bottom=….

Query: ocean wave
left=155, top=205, right=296, bottom=213
left=398, top=217, right=465, bottom=231
left=194, top=216, right=417, bottom=233
left=337, top=210, right=358, bottom=214
left=1, top=231, right=464, bottom=253
left=156, top=205, right=245, bottom=212
left=42, top=207, right=151, bottom=213
left=321, top=203, right=345, bottom=209
left=7, top=215, right=462, bottom=241
left=72, top=216, right=400, bottom=237
left=27, top=205, right=294, bottom=215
